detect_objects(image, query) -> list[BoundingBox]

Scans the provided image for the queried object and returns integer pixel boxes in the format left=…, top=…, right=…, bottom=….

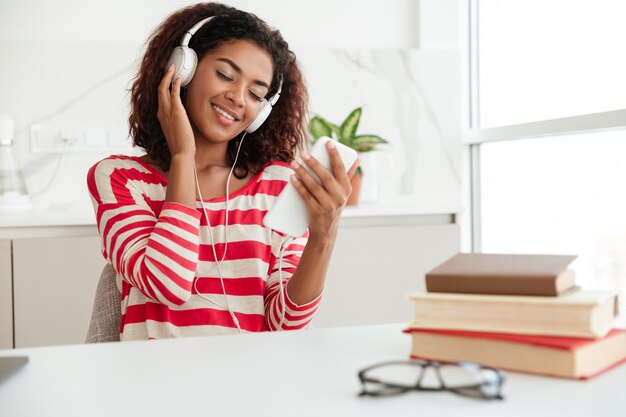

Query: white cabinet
left=315, top=220, right=459, bottom=327
left=0, top=240, right=12, bottom=349
left=11, top=236, right=106, bottom=348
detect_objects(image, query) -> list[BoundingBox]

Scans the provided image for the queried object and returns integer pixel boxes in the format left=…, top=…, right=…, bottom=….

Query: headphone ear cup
left=166, top=46, right=198, bottom=87
left=245, top=100, right=272, bottom=133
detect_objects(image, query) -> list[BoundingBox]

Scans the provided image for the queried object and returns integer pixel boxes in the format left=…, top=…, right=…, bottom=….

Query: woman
left=87, top=3, right=357, bottom=340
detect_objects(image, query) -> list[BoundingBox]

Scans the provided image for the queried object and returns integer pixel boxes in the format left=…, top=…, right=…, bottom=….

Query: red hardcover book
left=404, top=327, right=626, bottom=379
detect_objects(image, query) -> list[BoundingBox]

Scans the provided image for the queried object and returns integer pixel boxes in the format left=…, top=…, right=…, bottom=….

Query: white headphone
left=166, top=16, right=282, bottom=133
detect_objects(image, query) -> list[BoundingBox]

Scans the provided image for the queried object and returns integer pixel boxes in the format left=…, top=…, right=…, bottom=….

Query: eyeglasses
left=357, top=360, right=505, bottom=400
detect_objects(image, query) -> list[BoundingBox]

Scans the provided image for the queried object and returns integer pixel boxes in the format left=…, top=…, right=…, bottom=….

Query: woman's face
left=183, top=39, right=274, bottom=144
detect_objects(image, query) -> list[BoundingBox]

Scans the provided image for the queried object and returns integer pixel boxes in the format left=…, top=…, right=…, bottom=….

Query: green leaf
left=328, top=122, right=341, bottom=139
left=309, top=116, right=333, bottom=140
left=352, top=134, right=389, bottom=147
left=339, top=107, right=362, bottom=146
left=354, top=145, right=375, bottom=153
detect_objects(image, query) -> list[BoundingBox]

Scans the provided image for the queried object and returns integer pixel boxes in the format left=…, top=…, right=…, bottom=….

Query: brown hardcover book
left=405, top=328, right=626, bottom=379
left=425, top=253, right=577, bottom=296
left=408, top=289, right=619, bottom=338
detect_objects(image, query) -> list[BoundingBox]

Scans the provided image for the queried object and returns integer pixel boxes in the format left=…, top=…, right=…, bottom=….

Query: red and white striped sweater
left=87, top=155, right=320, bottom=340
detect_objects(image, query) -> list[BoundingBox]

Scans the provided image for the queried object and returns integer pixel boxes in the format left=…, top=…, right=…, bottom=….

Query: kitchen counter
left=0, top=200, right=459, bottom=239
left=0, top=202, right=97, bottom=239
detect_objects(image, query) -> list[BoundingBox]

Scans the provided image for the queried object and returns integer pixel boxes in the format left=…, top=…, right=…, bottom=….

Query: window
left=466, top=0, right=626, bottom=306
left=477, top=0, right=626, bottom=128
left=481, top=130, right=626, bottom=295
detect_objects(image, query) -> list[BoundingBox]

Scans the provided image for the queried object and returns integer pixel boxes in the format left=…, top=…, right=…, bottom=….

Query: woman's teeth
left=212, top=105, right=235, bottom=121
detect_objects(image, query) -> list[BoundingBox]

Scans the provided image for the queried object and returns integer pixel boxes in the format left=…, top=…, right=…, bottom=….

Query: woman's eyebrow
left=216, top=57, right=270, bottom=89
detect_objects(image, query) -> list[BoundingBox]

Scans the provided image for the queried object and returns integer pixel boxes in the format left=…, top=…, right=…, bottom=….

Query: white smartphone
left=263, top=136, right=358, bottom=237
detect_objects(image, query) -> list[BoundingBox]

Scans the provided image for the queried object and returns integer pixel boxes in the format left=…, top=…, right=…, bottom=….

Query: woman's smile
left=211, top=103, right=239, bottom=125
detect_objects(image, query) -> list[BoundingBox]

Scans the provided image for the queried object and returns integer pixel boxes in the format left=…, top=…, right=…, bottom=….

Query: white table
left=1, top=324, right=624, bottom=417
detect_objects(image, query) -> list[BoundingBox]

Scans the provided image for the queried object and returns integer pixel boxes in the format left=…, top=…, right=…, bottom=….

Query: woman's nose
left=225, top=83, right=246, bottom=107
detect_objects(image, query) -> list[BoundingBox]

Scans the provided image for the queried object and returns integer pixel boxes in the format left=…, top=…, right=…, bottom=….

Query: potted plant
left=309, top=107, right=388, bottom=205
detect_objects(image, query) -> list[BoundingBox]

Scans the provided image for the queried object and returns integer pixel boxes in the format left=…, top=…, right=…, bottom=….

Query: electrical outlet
left=30, top=126, right=81, bottom=153
left=30, top=126, right=134, bottom=153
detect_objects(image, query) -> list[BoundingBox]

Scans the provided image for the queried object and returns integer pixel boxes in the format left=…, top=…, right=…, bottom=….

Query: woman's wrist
left=170, top=150, right=196, bottom=163
left=165, top=153, right=197, bottom=208
left=306, top=228, right=337, bottom=251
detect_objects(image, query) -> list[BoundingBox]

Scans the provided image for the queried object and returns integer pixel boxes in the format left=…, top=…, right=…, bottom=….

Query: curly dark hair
left=129, top=2, right=309, bottom=177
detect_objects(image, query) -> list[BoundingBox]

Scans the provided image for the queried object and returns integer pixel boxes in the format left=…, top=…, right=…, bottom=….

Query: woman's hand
left=291, top=141, right=360, bottom=241
left=156, top=64, right=195, bottom=158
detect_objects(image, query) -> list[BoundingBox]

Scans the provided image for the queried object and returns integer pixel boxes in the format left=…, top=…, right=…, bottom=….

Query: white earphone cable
left=276, top=234, right=294, bottom=330
left=191, top=132, right=293, bottom=333
left=192, top=133, right=247, bottom=333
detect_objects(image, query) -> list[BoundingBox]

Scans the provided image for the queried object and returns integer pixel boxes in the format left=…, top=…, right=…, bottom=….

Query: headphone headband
left=181, top=16, right=215, bottom=46
left=269, top=76, right=283, bottom=105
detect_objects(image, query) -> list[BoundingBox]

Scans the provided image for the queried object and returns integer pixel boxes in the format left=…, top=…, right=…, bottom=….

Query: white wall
left=0, top=0, right=420, bottom=46
left=0, top=0, right=461, bottom=211
left=419, top=0, right=461, bottom=50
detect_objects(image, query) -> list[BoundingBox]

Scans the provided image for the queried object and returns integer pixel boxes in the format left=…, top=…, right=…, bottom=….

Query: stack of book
left=406, top=253, right=626, bottom=379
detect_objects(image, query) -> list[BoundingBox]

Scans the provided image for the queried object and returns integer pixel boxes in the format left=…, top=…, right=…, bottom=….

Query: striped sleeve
left=87, top=157, right=201, bottom=307
left=264, top=231, right=322, bottom=331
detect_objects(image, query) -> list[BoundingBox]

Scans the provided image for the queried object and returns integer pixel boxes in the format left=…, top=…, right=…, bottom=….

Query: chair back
left=85, top=263, right=121, bottom=343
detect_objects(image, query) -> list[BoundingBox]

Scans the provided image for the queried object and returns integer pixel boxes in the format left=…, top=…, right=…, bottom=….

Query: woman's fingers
left=291, top=159, right=325, bottom=205
left=347, top=159, right=360, bottom=179
left=155, top=64, right=195, bottom=156
left=290, top=144, right=360, bottom=237
left=327, top=141, right=360, bottom=184
left=307, top=148, right=353, bottom=201
left=158, top=64, right=176, bottom=107
left=170, top=70, right=183, bottom=106
left=157, top=65, right=177, bottom=126
left=290, top=173, right=319, bottom=208
left=292, top=152, right=349, bottom=208
left=326, top=141, right=350, bottom=188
